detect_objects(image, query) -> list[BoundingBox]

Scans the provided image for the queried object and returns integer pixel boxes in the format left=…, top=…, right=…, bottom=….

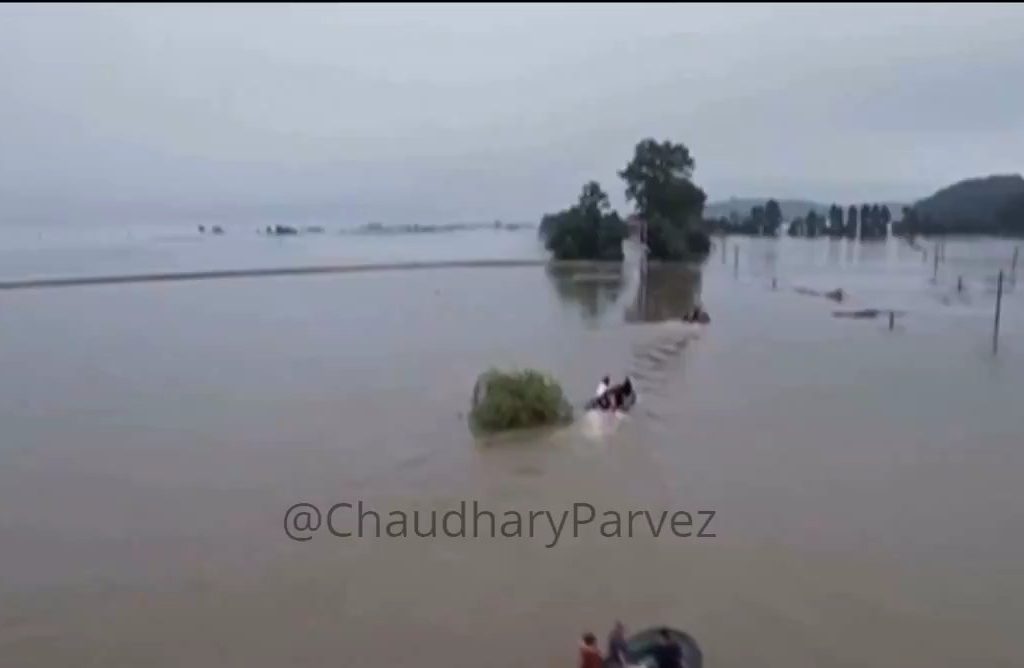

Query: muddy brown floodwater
left=1, top=234, right=1022, bottom=667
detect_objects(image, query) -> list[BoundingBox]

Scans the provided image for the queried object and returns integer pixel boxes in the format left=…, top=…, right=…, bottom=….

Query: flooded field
left=1, top=229, right=1022, bottom=667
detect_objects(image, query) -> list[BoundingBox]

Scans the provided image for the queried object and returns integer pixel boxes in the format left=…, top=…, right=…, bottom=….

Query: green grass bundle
left=469, top=369, right=574, bottom=434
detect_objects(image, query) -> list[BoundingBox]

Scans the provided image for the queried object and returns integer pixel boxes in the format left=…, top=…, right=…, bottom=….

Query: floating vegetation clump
left=469, top=369, right=574, bottom=434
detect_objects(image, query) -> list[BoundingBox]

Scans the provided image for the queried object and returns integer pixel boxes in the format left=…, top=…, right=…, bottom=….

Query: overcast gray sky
left=2, top=3, right=1022, bottom=224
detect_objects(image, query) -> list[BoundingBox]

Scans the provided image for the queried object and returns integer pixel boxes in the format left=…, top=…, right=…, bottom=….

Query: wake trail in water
left=625, top=322, right=704, bottom=424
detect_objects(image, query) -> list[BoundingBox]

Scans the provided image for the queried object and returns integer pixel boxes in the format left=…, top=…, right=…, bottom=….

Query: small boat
left=607, top=627, right=702, bottom=668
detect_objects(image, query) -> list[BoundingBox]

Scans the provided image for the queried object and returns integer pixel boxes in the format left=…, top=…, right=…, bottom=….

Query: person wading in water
left=579, top=632, right=604, bottom=668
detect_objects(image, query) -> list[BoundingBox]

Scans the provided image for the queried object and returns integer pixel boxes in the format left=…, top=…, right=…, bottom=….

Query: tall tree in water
left=542, top=181, right=627, bottom=260
left=895, top=205, right=919, bottom=236
left=619, top=138, right=708, bottom=260
left=750, top=205, right=766, bottom=235
left=828, top=204, right=844, bottom=236
left=869, top=204, right=884, bottom=238
left=805, top=210, right=825, bottom=237
left=847, top=204, right=859, bottom=238
left=787, top=216, right=804, bottom=237
left=578, top=180, right=610, bottom=213
left=881, top=204, right=892, bottom=229
left=764, top=199, right=783, bottom=236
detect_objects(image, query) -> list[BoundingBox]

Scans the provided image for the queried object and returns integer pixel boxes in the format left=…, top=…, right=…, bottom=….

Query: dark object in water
left=833, top=308, right=882, bottom=319
left=794, top=286, right=845, bottom=302
left=211, top=225, right=224, bottom=235
left=833, top=308, right=907, bottom=320
left=605, top=627, right=702, bottom=668
left=682, top=307, right=710, bottom=324
left=584, top=388, right=637, bottom=413
left=824, top=288, right=845, bottom=302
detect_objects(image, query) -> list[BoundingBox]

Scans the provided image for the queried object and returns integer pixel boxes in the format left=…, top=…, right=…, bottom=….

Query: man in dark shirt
left=650, top=628, right=684, bottom=668
left=606, top=621, right=629, bottom=666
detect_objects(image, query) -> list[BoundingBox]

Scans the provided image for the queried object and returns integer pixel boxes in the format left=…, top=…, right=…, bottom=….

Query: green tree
left=578, top=180, right=610, bottom=213
left=749, top=205, right=766, bottom=235
left=619, top=138, right=708, bottom=260
left=764, top=199, right=783, bottom=236
left=787, top=217, right=804, bottom=237
left=828, top=204, right=844, bottom=236
left=847, top=204, right=859, bottom=237
left=868, top=203, right=885, bottom=238
left=542, top=181, right=627, bottom=261
left=806, top=210, right=825, bottom=237
left=894, top=206, right=919, bottom=236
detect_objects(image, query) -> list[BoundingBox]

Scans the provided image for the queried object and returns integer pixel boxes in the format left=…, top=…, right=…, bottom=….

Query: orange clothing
left=579, top=643, right=604, bottom=668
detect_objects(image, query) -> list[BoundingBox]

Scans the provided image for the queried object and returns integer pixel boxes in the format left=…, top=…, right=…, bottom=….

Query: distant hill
left=705, top=197, right=907, bottom=222
left=911, top=174, right=1024, bottom=232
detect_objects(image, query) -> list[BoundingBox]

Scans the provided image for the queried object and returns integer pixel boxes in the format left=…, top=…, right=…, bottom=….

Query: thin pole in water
left=721, top=238, right=727, bottom=264
left=1013, top=246, right=1019, bottom=276
left=889, top=311, right=895, bottom=331
left=733, top=245, right=739, bottom=278
left=957, top=275, right=963, bottom=293
left=933, top=246, right=940, bottom=281
left=993, top=270, right=1004, bottom=355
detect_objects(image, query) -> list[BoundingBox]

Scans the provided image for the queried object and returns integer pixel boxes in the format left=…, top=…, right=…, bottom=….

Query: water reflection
left=827, top=238, right=843, bottom=267
left=545, top=263, right=626, bottom=324
left=626, top=263, right=702, bottom=323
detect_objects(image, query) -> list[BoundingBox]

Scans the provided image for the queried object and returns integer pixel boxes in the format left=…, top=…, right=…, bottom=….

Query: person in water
left=595, top=376, right=612, bottom=409
left=606, top=621, right=630, bottom=666
left=588, top=376, right=635, bottom=412
left=620, top=377, right=634, bottom=403
left=579, top=632, right=604, bottom=668
left=651, top=628, right=683, bottom=668
left=684, top=304, right=711, bottom=324
left=610, top=376, right=634, bottom=410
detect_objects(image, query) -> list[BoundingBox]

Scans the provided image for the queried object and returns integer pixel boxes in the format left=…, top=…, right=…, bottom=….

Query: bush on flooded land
left=469, top=369, right=574, bottom=434
left=540, top=181, right=627, bottom=261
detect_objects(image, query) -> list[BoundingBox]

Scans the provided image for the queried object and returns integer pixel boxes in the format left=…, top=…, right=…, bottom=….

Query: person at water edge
left=579, top=632, right=604, bottom=668
left=650, top=628, right=684, bottom=668
left=606, top=621, right=630, bottom=666
left=609, top=376, right=634, bottom=410
left=595, top=375, right=611, bottom=409
left=620, top=377, right=633, bottom=404
left=683, top=304, right=710, bottom=324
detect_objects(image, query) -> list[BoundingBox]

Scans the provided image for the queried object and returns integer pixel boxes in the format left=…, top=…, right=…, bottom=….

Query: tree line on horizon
left=705, top=201, right=894, bottom=239
left=704, top=174, right=1024, bottom=239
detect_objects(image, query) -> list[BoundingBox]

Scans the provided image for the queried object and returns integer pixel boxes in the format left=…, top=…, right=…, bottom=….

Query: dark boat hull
left=605, top=627, right=702, bottom=668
